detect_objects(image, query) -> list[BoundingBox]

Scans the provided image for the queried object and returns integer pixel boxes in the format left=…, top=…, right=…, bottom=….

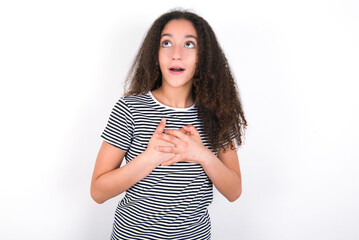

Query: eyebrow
left=160, top=33, right=198, bottom=41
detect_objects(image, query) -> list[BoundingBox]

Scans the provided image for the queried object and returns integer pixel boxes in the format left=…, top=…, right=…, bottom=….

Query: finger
left=179, top=127, right=189, bottom=135
left=155, top=146, right=177, bottom=153
left=154, top=118, right=166, bottom=135
left=183, top=125, right=200, bottom=136
left=164, top=128, right=187, bottom=139
left=161, top=155, right=181, bottom=166
left=179, top=127, right=192, bottom=136
left=156, top=133, right=182, bottom=146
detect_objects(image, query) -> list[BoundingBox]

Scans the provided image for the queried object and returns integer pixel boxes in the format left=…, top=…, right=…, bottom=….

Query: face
left=158, top=19, right=198, bottom=90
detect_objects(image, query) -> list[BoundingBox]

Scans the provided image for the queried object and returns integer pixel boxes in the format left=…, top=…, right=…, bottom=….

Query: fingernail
left=161, top=118, right=165, bottom=122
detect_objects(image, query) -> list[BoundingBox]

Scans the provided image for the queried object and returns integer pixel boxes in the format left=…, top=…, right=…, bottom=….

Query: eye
left=161, top=40, right=172, bottom=47
left=185, top=41, right=195, bottom=48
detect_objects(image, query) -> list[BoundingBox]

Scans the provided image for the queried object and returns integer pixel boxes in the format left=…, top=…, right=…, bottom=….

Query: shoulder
left=110, top=93, right=151, bottom=113
left=120, top=92, right=152, bottom=107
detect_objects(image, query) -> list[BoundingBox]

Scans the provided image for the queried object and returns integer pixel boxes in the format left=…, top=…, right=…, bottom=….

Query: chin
left=162, top=78, right=193, bottom=89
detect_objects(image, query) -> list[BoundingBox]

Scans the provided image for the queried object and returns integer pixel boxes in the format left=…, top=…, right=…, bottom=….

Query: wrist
left=198, top=147, right=216, bottom=166
left=143, top=147, right=162, bottom=167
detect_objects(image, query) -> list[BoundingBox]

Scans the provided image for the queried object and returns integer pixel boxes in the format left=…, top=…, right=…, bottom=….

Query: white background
left=1, top=0, right=358, bottom=239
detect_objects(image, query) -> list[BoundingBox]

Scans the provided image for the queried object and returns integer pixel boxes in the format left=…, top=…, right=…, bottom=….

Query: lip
left=169, top=65, right=185, bottom=70
left=169, top=66, right=185, bottom=75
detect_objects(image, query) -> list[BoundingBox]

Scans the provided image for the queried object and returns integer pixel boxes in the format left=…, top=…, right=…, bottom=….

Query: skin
left=152, top=19, right=198, bottom=108
left=91, top=19, right=242, bottom=204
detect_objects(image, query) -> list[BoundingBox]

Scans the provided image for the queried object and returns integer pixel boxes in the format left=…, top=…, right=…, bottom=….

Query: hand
left=155, top=125, right=212, bottom=166
left=146, top=118, right=175, bottom=165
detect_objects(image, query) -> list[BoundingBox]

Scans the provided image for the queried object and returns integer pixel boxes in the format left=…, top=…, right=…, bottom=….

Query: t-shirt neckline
left=148, top=91, right=196, bottom=111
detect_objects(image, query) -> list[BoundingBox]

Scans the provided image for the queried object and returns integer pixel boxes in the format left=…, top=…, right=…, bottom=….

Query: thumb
left=154, top=118, right=166, bottom=134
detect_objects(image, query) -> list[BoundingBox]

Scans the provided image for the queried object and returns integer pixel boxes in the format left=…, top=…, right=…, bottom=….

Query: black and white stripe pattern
left=102, top=91, right=214, bottom=240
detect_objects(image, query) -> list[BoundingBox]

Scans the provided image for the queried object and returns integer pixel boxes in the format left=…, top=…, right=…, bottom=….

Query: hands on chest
left=146, top=118, right=212, bottom=166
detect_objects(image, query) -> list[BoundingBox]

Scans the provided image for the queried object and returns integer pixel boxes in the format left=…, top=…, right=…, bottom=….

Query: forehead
left=161, top=19, right=197, bottom=38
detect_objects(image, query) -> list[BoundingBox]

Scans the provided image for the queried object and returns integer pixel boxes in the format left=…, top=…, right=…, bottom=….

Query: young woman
left=91, top=9, right=247, bottom=240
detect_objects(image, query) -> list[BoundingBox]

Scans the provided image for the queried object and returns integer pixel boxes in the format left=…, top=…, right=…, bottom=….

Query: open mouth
left=169, top=67, right=185, bottom=72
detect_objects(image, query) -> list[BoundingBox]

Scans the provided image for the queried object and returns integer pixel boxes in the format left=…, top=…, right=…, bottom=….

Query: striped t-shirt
left=101, top=91, right=215, bottom=240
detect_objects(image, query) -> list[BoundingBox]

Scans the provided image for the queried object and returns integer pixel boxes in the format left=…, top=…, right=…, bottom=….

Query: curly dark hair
left=124, top=9, right=247, bottom=152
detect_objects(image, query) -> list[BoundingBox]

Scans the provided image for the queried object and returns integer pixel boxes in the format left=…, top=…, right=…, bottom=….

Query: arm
left=201, top=143, right=242, bottom=202
left=90, top=118, right=174, bottom=204
left=91, top=141, right=156, bottom=204
left=155, top=125, right=242, bottom=202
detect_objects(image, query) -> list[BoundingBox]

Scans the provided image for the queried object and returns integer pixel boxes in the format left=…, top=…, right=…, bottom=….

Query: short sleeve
left=221, top=128, right=237, bottom=148
left=101, top=98, right=134, bottom=152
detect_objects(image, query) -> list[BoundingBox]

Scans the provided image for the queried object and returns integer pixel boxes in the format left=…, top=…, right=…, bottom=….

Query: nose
left=171, top=45, right=182, bottom=60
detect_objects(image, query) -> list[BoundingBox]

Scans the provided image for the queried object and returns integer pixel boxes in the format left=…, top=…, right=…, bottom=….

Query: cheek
left=159, top=64, right=167, bottom=75
left=158, top=51, right=164, bottom=64
left=158, top=55, right=166, bottom=70
left=186, top=50, right=197, bottom=62
left=187, top=56, right=197, bottom=70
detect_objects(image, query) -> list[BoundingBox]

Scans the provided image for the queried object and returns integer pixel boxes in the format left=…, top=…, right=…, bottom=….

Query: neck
left=152, top=85, right=194, bottom=108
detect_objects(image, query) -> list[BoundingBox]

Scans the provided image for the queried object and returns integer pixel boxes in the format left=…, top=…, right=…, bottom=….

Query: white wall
left=1, top=0, right=358, bottom=239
